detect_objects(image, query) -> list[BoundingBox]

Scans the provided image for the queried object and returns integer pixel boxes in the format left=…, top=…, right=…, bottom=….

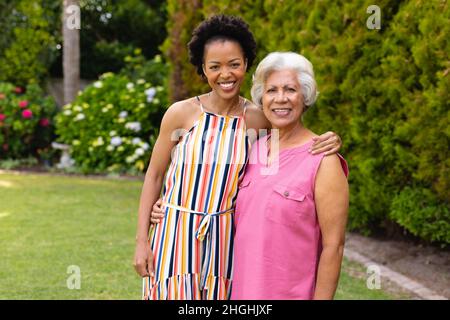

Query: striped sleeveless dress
left=143, top=96, right=249, bottom=300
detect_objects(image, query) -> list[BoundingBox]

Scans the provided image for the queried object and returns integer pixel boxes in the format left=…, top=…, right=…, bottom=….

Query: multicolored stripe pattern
left=143, top=99, right=249, bottom=300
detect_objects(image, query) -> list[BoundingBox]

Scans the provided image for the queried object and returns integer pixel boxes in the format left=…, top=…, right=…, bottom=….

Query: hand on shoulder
left=244, top=100, right=271, bottom=132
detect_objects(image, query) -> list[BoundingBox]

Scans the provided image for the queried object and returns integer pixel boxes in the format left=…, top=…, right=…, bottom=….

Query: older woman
left=230, top=52, right=349, bottom=300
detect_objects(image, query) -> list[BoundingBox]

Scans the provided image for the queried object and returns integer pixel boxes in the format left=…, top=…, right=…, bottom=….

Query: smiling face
left=202, top=39, right=247, bottom=99
left=262, top=69, right=304, bottom=130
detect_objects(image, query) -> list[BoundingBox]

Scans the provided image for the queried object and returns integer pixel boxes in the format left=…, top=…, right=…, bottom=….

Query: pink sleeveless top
left=231, top=135, right=348, bottom=300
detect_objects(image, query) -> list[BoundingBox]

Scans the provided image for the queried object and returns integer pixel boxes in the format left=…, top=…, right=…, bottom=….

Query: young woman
left=134, top=15, right=341, bottom=300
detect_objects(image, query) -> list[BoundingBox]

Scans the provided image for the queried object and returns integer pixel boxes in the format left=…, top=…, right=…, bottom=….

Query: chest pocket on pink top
left=266, top=184, right=307, bottom=226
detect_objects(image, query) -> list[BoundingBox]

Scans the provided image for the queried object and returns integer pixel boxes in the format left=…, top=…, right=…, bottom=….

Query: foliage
left=164, top=0, right=450, bottom=244
left=54, top=54, right=168, bottom=174
left=50, top=0, right=168, bottom=79
left=390, top=187, right=450, bottom=245
left=0, top=0, right=59, bottom=86
left=0, top=82, right=58, bottom=160
left=0, top=0, right=167, bottom=83
left=0, top=157, right=38, bottom=170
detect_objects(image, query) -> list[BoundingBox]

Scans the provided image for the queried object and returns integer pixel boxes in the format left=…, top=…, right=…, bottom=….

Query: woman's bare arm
left=133, top=101, right=192, bottom=277
left=313, top=155, right=349, bottom=299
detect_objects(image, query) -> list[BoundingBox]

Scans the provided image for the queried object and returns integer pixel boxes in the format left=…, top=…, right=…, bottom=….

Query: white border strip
left=344, top=248, right=447, bottom=300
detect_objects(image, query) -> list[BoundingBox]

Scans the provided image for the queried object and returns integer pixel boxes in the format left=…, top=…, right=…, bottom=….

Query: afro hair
left=188, top=15, right=257, bottom=77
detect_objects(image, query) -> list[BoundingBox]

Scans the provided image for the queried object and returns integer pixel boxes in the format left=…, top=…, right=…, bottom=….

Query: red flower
left=2, top=144, right=8, bottom=151
left=14, top=87, right=23, bottom=94
left=22, top=109, right=33, bottom=119
left=39, top=118, right=50, bottom=127
left=18, top=100, right=29, bottom=108
left=0, top=114, right=6, bottom=121
left=0, top=93, right=5, bottom=100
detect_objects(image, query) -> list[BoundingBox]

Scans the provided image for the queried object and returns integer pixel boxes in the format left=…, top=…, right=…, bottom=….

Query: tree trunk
left=165, top=0, right=204, bottom=103
left=62, top=0, right=80, bottom=105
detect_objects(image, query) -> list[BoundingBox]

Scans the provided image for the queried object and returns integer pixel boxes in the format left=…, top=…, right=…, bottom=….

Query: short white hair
left=251, top=52, right=318, bottom=110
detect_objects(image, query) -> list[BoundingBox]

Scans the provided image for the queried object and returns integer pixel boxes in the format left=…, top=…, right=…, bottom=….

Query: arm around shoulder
left=244, top=102, right=271, bottom=139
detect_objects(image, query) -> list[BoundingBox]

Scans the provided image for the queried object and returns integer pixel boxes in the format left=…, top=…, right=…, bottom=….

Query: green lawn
left=0, top=172, right=404, bottom=300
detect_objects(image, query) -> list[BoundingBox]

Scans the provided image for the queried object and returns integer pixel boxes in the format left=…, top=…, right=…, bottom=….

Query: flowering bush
left=0, top=82, right=57, bottom=159
left=55, top=57, right=168, bottom=173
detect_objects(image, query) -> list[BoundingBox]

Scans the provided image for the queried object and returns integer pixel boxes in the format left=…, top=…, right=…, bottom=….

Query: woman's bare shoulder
left=163, top=97, right=202, bottom=128
left=166, top=98, right=199, bottom=116
left=317, top=154, right=347, bottom=181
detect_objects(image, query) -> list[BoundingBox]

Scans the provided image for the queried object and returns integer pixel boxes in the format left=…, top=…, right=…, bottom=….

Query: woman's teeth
left=272, top=108, right=291, bottom=116
left=219, top=82, right=235, bottom=89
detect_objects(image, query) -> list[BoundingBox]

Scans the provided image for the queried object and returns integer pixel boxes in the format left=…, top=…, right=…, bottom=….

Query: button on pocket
left=265, top=184, right=307, bottom=226
left=273, top=185, right=305, bottom=202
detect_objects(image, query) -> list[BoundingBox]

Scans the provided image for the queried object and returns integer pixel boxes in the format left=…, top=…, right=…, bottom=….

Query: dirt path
left=345, top=232, right=449, bottom=299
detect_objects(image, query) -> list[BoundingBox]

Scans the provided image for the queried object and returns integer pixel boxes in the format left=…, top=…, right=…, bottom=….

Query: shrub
left=0, top=0, right=58, bottom=86
left=0, top=82, right=57, bottom=159
left=54, top=55, right=168, bottom=174
left=164, top=0, right=449, bottom=245
left=390, top=187, right=450, bottom=245
left=49, top=0, right=167, bottom=80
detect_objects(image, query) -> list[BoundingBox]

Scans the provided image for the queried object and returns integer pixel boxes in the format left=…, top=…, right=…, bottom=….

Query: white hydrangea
left=119, top=111, right=128, bottom=119
left=134, top=148, right=145, bottom=156
left=63, top=110, right=72, bottom=116
left=141, top=142, right=150, bottom=151
left=75, top=113, right=85, bottom=121
left=126, top=155, right=137, bottom=163
left=125, top=121, right=141, bottom=132
left=126, top=82, right=134, bottom=90
left=93, top=81, right=103, bottom=88
left=92, top=137, right=104, bottom=147
left=110, top=136, right=122, bottom=147
left=145, top=87, right=156, bottom=102
left=132, top=137, right=142, bottom=145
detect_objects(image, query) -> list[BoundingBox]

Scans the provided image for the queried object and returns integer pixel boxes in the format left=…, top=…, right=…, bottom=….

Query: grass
left=0, top=172, right=406, bottom=300
left=336, top=258, right=410, bottom=300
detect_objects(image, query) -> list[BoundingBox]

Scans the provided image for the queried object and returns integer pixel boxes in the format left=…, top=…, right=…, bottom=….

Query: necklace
left=206, top=92, right=243, bottom=117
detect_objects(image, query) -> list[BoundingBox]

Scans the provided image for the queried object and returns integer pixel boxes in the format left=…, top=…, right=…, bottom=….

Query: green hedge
left=0, top=0, right=58, bottom=86
left=163, top=0, right=449, bottom=245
